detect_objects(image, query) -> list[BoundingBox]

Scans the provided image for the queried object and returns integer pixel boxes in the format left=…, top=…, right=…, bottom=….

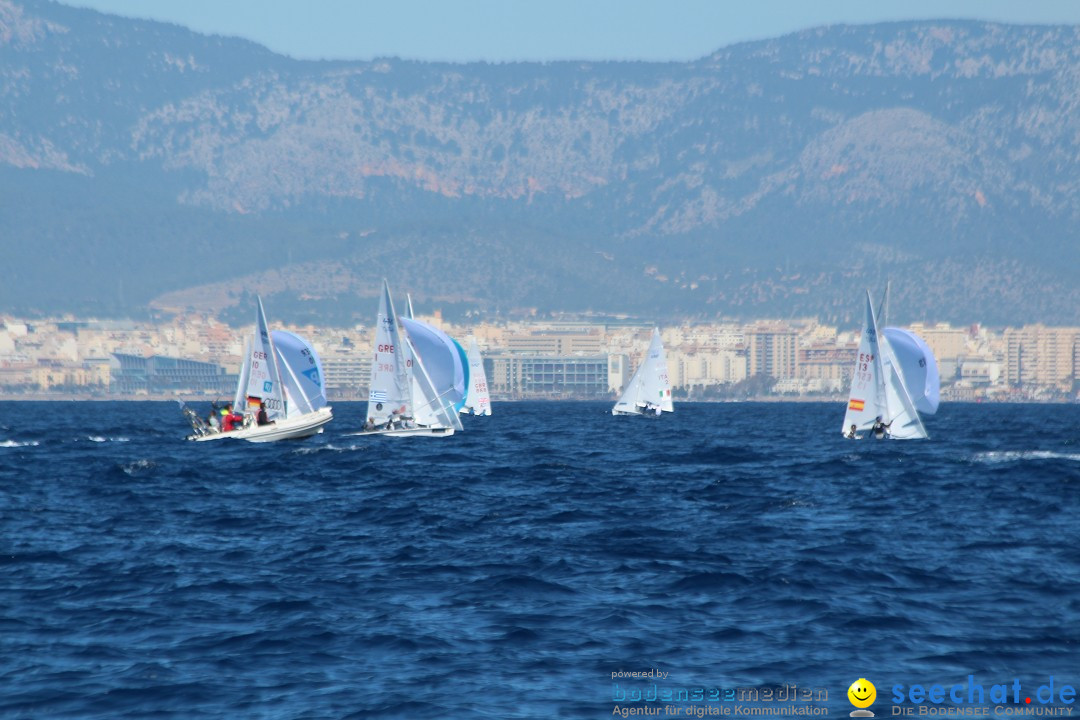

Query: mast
left=876, top=279, right=891, bottom=327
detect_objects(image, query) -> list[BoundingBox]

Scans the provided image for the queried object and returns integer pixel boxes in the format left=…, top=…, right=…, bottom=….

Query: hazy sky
left=67, top=0, right=1080, bottom=63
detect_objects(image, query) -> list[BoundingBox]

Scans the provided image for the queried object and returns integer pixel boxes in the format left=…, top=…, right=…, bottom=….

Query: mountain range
left=3, top=0, right=1080, bottom=326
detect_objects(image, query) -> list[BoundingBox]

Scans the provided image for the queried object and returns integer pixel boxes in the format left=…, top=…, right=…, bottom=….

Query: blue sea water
left=1, top=400, right=1078, bottom=719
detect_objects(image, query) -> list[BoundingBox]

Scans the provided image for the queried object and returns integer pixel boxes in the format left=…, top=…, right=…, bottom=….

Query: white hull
left=190, top=407, right=333, bottom=443
left=348, top=425, right=455, bottom=438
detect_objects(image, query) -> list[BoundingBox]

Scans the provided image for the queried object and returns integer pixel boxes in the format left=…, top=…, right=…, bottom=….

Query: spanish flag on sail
left=848, top=398, right=865, bottom=411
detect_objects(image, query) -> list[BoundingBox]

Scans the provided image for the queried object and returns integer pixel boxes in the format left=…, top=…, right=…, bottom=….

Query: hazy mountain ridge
left=2, top=0, right=1079, bottom=324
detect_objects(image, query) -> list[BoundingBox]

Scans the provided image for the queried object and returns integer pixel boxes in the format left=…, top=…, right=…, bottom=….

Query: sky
left=65, top=0, right=1080, bottom=63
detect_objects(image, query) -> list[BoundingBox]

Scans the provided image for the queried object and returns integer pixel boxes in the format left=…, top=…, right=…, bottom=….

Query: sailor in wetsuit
left=256, top=401, right=274, bottom=426
left=871, top=416, right=891, bottom=439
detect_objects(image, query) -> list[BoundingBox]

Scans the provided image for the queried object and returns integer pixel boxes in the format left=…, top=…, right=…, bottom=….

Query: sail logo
left=302, top=368, right=321, bottom=387
left=263, top=381, right=273, bottom=394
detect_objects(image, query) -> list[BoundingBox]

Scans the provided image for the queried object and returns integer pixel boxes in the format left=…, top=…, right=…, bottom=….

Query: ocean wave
left=971, top=450, right=1080, bottom=463
left=0, top=439, right=39, bottom=447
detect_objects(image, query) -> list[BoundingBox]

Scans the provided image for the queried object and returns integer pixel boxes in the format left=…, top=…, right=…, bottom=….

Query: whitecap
left=292, top=443, right=367, bottom=455
left=121, top=459, right=156, bottom=475
left=0, top=439, right=39, bottom=448
left=972, top=450, right=1080, bottom=464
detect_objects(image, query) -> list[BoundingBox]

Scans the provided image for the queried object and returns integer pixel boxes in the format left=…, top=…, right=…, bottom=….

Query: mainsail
left=366, top=280, right=412, bottom=427
left=461, top=336, right=492, bottom=416
left=239, top=296, right=286, bottom=420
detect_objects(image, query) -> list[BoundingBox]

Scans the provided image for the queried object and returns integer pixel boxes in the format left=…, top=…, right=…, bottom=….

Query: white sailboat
left=186, top=296, right=333, bottom=442
left=842, top=291, right=928, bottom=440
left=461, top=336, right=492, bottom=416
left=612, top=327, right=673, bottom=416
left=352, top=281, right=463, bottom=437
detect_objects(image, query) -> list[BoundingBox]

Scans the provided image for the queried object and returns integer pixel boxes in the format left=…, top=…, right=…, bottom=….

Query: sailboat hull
left=190, top=407, right=333, bottom=443
left=348, top=426, right=455, bottom=438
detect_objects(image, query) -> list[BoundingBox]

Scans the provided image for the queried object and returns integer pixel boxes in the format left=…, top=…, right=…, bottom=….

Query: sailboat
left=841, top=291, right=928, bottom=440
left=352, top=280, right=464, bottom=437
left=185, top=296, right=333, bottom=442
left=612, top=327, right=673, bottom=416
left=461, top=336, right=492, bottom=416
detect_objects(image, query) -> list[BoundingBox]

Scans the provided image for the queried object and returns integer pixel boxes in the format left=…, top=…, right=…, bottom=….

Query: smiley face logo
left=848, top=678, right=876, bottom=716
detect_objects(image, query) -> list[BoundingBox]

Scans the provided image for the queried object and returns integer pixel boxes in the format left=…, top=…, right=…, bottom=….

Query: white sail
left=240, top=296, right=286, bottom=420
left=874, top=280, right=940, bottom=416
left=404, top=333, right=463, bottom=431
left=880, top=334, right=929, bottom=439
left=461, top=336, right=492, bottom=416
left=883, top=328, right=940, bottom=415
left=401, top=317, right=466, bottom=429
left=232, top=336, right=251, bottom=411
left=365, top=281, right=412, bottom=426
left=612, top=328, right=673, bottom=416
left=842, top=291, right=927, bottom=439
left=272, top=330, right=328, bottom=418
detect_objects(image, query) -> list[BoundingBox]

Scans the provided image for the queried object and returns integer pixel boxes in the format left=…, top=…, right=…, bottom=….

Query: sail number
left=250, top=349, right=269, bottom=370
left=378, top=344, right=394, bottom=353
left=854, top=352, right=876, bottom=384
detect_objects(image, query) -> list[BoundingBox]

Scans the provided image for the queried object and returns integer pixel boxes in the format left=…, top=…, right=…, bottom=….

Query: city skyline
left=2, top=312, right=1077, bottom=402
